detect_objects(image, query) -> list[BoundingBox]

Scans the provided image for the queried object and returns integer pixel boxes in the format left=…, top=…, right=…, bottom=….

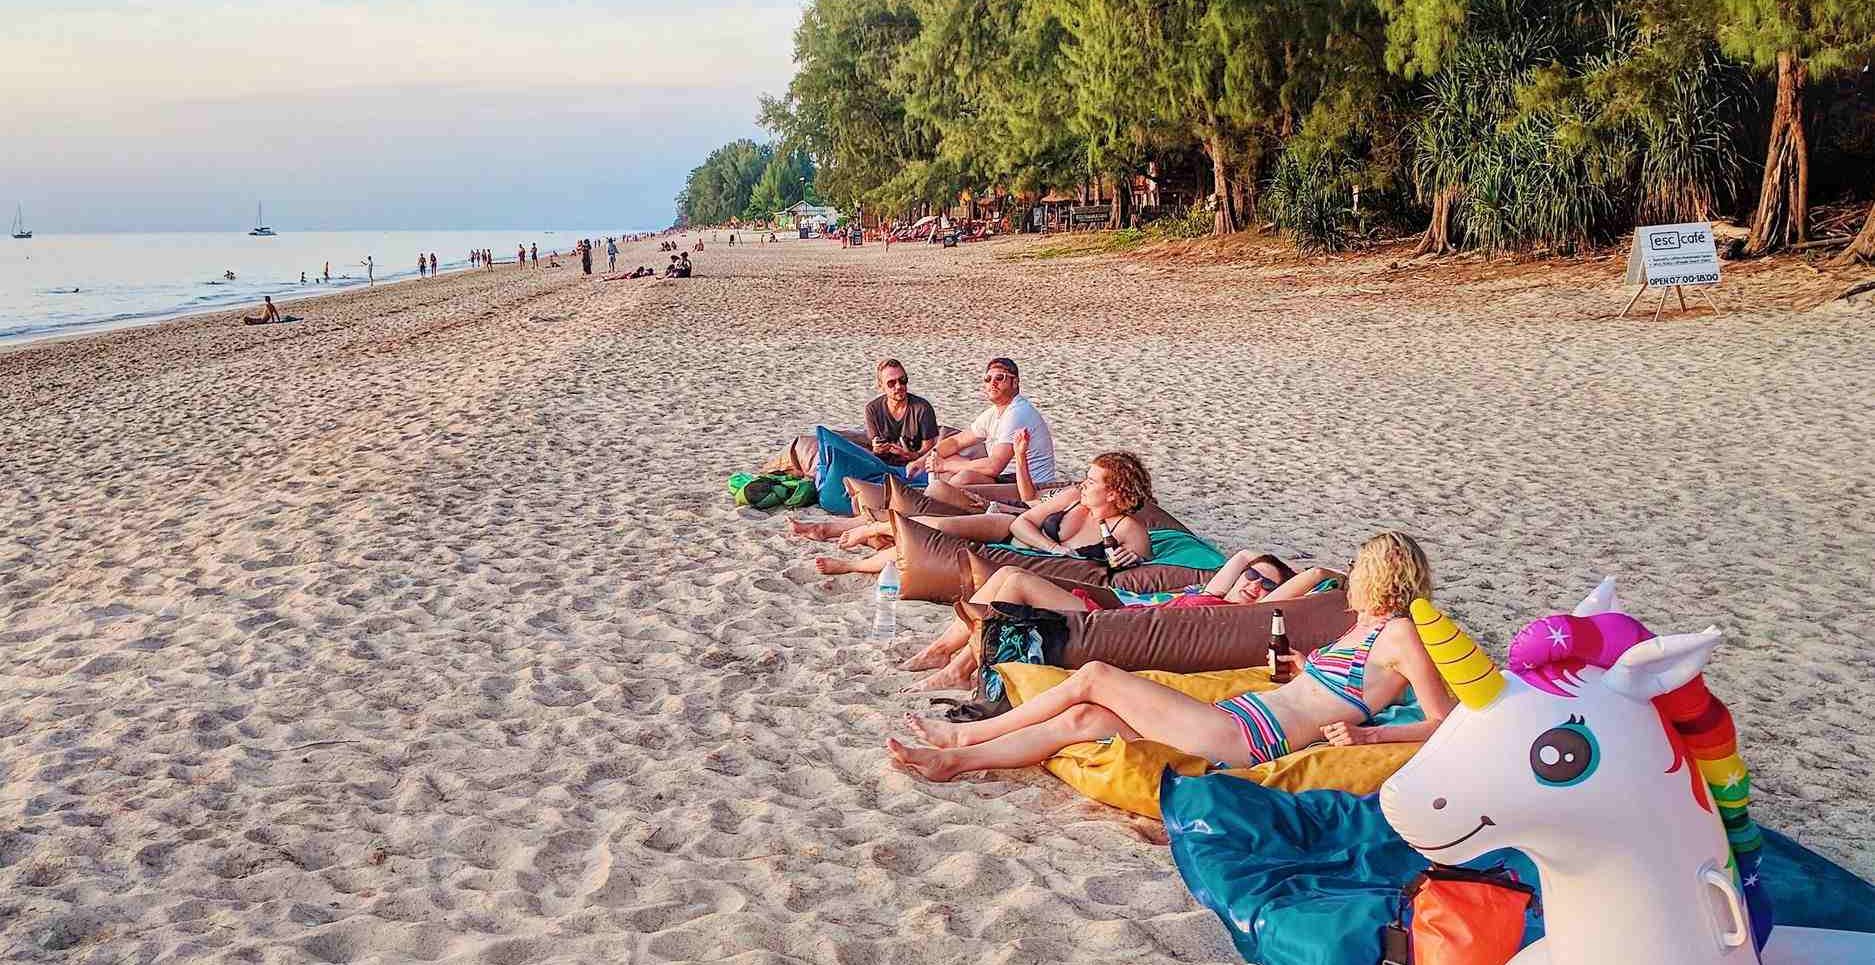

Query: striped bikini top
left=1303, top=623, right=1385, bottom=718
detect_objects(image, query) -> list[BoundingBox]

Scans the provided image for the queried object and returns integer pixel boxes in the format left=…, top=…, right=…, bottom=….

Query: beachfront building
left=778, top=201, right=842, bottom=232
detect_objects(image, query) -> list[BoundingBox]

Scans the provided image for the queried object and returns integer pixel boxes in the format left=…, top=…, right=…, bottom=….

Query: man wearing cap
left=920, top=357, right=1056, bottom=485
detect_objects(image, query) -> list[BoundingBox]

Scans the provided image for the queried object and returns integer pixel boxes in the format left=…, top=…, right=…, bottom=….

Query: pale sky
left=1, top=1, right=801, bottom=231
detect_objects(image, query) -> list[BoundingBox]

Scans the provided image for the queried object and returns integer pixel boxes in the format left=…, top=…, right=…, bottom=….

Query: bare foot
left=886, top=737, right=959, bottom=781
left=904, top=713, right=965, bottom=749
left=814, top=556, right=859, bottom=575
left=787, top=518, right=833, bottom=542
left=905, top=665, right=975, bottom=692
left=834, top=528, right=873, bottom=550
left=898, top=638, right=959, bottom=671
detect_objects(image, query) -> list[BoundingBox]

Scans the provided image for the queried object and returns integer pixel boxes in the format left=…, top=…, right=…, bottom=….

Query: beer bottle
left=1268, top=608, right=1294, bottom=683
left=1100, top=520, right=1123, bottom=570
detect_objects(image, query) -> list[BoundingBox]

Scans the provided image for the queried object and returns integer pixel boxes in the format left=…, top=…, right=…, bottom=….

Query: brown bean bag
left=1051, top=589, right=1354, bottom=673
left=886, top=475, right=973, bottom=518
left=846, top=478, right=892, bottom=522
left=892, top=512, right=1217, bottom=604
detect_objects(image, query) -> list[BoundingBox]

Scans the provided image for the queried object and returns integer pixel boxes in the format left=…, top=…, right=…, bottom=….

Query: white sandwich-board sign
left=1625, top=222, right=1721, bottom=288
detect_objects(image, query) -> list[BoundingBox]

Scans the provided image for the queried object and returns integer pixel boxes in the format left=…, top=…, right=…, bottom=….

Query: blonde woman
left=887, top=532, right=1456, bottom=781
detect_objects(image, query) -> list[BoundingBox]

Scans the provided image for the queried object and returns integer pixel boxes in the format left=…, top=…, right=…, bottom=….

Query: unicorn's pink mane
left=1508, top=612, right=1651, bottom=694
left=1508, top=611, right=1711, bottom=813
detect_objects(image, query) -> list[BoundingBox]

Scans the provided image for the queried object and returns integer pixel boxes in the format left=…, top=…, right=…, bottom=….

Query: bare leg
left=923, top=474, right=984, bottom=511
left=788, top=515, right=867, bottom=542
left=901, top=618, right=970, bottom=670
left=941, top=469, right=1001, bottom=486
left=907, top=644, right=979, bottom=692
left=968, top=568, right=1088, bottom=612
left=904, top=662, right=1245, bottom=763
left=815, top=548, right=891, bottom=576
left=835, top=520, right=893, bottom=549
left=889, top=704, right=1134, bottom=781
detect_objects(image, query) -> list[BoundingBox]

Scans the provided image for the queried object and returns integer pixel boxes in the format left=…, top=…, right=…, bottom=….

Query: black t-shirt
left=864, top=394, right=939, bottom=464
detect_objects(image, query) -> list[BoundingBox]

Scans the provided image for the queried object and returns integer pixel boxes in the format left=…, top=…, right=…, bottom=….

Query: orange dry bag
left=1386, top=866, right=1537, bottom=965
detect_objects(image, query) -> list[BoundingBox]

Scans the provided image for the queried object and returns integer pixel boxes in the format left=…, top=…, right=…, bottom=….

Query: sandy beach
left=2, top=234, right=1871, bottom=963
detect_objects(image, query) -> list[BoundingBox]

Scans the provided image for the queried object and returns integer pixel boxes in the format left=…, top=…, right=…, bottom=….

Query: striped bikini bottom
left=1215, top=691, right=1293, bottom=767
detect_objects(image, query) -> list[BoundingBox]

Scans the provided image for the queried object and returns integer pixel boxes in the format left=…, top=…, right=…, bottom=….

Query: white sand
left=1, top=234, right=1870, bottom=962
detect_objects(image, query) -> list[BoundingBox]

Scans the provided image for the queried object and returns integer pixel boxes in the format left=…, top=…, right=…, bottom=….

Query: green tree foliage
left=678, top=140, right=773, bottom=225
left=684, top=0, right=1874, bottom=259
left=759, top=0, right=934, bottom=211
left=892, top=0, right=1084, bottom=216
left=1714, top=0, right=1875, bottom=253
left=745, top=149, right=818, bottom=221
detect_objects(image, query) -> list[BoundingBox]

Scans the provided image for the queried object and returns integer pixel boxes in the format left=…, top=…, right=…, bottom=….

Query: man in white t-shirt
left=920, top=357, right=1056, bottom=485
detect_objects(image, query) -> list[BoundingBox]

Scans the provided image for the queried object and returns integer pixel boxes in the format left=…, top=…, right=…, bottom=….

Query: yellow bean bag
left=998, top=664, right=1424, bottom=819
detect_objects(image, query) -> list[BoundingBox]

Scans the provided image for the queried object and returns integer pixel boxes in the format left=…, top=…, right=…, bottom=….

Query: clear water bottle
left=871, top=561, right=900, bottom=640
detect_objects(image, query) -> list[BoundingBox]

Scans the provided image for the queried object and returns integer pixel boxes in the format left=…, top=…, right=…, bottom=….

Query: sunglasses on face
left=884, top=377, right=907, bottom=387
left=983, top=373, right=1014, bottom=384
left=1243, top=571, right=1279, bottom=592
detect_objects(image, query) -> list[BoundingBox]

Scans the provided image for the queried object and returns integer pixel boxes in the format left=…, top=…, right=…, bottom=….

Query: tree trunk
left=1833, top=200, right=1875, bottom=265
left=1240, top=151, right=1261, bottom=233
left=1413, top=186, right=1458, bottom=256
left=1109, top=177, right=1133, bottom=230
left=1208, top=132, right=1237, bottom=235
left=1744, top=51, right=1810, bottom=257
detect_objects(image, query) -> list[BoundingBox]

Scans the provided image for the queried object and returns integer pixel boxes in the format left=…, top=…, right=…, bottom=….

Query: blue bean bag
left=1161, top=772, right=1875, bottom=965
left=813, top=426, right=919, bottom=515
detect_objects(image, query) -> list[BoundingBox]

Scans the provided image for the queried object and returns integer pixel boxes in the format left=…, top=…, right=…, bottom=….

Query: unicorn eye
left=1530, top=717, right=1599, bottom=787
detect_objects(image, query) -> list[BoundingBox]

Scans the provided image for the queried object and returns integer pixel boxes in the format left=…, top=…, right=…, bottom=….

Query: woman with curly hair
left=888, top=532, right=1457, bottom=781
left=814, top=450, right=1157, bottom=577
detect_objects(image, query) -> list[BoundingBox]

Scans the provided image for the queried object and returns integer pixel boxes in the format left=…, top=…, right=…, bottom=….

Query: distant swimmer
left=224, top=270, right=236, bottom=281
left=300, top=271, right=307, bottom=284
left=242, top=295, right=281, bottom=325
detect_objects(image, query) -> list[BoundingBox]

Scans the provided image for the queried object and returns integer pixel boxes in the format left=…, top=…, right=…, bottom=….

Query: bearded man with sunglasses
left=919, top=357, right=1056, bottom=485
left=865, top=359, right=941, bottom=466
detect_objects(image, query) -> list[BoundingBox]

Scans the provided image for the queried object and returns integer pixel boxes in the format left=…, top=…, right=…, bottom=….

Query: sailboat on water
left=248, top=203, right=276, bottom=237
left=10, top=204, right=29, bottom=239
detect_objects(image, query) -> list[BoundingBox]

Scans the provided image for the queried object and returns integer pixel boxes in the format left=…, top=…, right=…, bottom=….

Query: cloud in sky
left=2, top=1, right=803, bottom=231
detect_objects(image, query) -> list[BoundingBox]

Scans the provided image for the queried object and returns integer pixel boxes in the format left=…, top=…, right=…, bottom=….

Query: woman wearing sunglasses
left=901, top=549, right=1345, bottom=691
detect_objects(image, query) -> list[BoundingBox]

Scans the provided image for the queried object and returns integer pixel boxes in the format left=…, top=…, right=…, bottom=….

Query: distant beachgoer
left=300, top=271, right=307, bottom=284
left=530, top=243, right=538, bottom=265
left=607, top=237, right=618, bottom=270
left=324, top=261, right=331, bottom=282
left=429, top=253, right=438, bottom=275
left=517, top=245, right=526, bottom=266
left=224, top=270, right=236, bottom=281
left=242, top=295, right=281, bottom=325
left=418, top=254, right=427, bottom=277
left=366, top=256, right=374, bottom=283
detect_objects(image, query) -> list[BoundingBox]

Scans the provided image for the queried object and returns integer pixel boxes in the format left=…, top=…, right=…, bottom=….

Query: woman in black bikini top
left=1006, top=454, right=1151, bottom=563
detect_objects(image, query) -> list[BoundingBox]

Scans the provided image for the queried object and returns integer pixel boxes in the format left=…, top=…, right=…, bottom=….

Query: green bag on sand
left=729, top=472, right=817, bottom=511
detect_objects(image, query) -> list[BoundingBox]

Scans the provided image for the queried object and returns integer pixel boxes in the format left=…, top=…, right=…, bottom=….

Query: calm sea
left=1, top=229, right=649, bottom=344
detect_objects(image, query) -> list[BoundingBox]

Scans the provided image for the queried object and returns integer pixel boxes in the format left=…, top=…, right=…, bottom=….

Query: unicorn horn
left=1411, top=598, right=1505, bottom=710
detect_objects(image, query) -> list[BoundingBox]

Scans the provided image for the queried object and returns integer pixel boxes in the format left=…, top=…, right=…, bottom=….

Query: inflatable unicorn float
left=1381, top=578, right=1870, bottom=965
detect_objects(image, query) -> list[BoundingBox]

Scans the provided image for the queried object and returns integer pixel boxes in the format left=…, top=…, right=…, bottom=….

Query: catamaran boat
left=249, top=203, right=276, bottom=237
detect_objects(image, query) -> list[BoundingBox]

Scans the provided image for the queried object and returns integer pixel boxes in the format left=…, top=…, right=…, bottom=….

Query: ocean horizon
left=1, top=228, right=658, bottom=344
